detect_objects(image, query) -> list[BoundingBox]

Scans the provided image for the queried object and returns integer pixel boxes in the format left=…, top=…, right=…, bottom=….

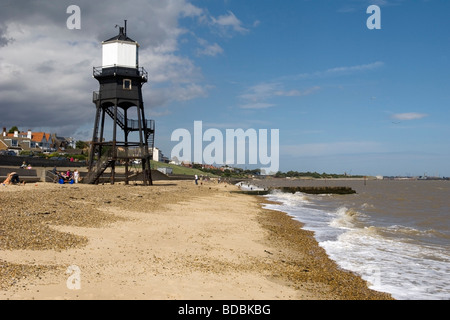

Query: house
left=220, top=165, right=235, bottom=172
left=51, top=134, right=76, bottom=151
left=169, top=157, right=181, bottom=165
left=150, top=147, right=163, bottom=162
left=0, top=128, right=54, bottom=154
left=30, top=131, right=53, bottom=151
left=1, top=128, right=37, bottom=154
left=202, top=164, right=220, bottom=170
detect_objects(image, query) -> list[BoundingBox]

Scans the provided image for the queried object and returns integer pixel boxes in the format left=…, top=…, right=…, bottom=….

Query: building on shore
left=0, top=127, right=54, bottom=154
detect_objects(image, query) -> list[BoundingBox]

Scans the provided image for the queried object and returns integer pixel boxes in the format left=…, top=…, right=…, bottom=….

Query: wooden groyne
left=277, top=187, right=356, bottom=194
left=277, top=186, right=356, bottom=195
left=232, top=190, right=271, bottom=195
left=233, top=186, right=356, bottom=196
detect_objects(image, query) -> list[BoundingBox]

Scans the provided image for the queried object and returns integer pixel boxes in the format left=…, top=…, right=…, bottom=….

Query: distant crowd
left=52, top=167, right=80, bottom=184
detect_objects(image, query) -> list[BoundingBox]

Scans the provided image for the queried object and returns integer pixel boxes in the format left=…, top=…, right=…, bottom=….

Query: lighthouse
left=87, top=22, right=155, bottom=185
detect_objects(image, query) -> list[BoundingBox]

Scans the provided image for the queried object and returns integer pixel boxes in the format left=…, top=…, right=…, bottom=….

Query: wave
left=384, top=225, right=450, bottom=241
left=258, top=189, right=450, bottom=300
left=321, top=224, right=450, bottom=300
left=361, top=202, right=375, bottom=209
left=329, top=207, right=365, bottom=229
left=236, top=182, right=266, bottom=192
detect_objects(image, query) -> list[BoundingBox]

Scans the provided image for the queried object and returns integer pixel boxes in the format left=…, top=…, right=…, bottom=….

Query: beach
left=0, top=180, right=393, bottom=300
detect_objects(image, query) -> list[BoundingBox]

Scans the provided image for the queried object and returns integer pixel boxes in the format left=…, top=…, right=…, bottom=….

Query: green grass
left=150, top=161, right=218, bottom=177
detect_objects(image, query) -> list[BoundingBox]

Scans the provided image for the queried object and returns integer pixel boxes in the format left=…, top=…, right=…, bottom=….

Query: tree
left=76, top=140, right=88, bottom=149
left=8, top=126, right=19, bottom=134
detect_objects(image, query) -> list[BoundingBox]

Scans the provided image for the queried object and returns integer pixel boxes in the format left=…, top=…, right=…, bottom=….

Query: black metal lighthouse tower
left=87, top=22, right=155, bottom=185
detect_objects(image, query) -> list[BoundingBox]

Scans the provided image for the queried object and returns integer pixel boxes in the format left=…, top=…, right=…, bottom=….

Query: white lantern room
left=101, top=26, right=139, bottom=69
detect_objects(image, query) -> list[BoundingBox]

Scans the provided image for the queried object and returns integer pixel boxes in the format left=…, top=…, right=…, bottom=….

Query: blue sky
left=0, top=0, right=449, bottom=176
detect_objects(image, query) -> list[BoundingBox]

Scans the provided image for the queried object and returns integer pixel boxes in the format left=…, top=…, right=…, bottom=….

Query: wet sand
left=0, top=180, right=393, bottom=300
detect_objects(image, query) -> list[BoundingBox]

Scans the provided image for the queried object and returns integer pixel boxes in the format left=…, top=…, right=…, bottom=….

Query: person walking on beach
left=194, top=174, right=198, bottom=185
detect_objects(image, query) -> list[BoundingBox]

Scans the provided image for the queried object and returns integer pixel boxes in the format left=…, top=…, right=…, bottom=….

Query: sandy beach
left=0, top=180, right=393, bottom=300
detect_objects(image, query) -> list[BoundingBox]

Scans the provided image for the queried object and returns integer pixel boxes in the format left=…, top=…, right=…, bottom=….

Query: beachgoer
left=20, top=161, right=27, bottom=169
left=11, top=172, right=20, bottom=184
left=3, top=172, right=21, bottom=185
left=2, top=174, right=12, bottom=185
left=73, top=169, right=79, bottom=183
left=194, top=174, right=198, bottom=185
left=64, top=170, right=72, bottom=182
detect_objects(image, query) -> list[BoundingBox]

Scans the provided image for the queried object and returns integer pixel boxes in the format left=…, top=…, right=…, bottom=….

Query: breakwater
left=234, top=186, right=356, bottom=195
left=277, top=186, right=356, bottom=194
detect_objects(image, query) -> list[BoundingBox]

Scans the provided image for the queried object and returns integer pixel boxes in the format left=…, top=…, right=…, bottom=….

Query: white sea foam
left=261, top=190, right=450, bottom=300
left=236, top=182, right=266, bottom=191
left=329, top=207, right=365, bottom=229
left=321, top=229, right=450, bottom=300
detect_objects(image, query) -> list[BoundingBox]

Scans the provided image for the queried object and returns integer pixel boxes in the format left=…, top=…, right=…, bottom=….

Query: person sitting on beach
left=2, top=174, right=12, bottom=185
left=65, top=170, right=73, bottom=181
left=11, top=172, right=20, bottom=184
left=56, top=171, right=65, bottom=182
left=60, top=171, right=68, bottom=180
left=3, top=172, right=23, bottom=185
left=20, top=161, right=27, bottom=169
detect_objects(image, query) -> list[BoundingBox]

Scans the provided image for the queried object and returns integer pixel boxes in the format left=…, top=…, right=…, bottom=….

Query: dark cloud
left=0, top=25, right=14, bottom=47
left=0, top=0, right=238, bottom=139
left=35, top=60, right=56, bottom=73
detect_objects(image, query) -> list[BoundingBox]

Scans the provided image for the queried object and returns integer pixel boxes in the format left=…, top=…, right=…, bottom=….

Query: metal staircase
left=93, top=93, right=155, bottom=150
left=84, top=151, right=114, bottom=184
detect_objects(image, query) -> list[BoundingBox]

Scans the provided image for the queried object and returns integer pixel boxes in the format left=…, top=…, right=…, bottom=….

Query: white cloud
left=211, top=10, right=249, bottom=35
left=391, top=113, right=429, bottom=121
left=240, top=83, right=281, bottom=102
left=240, top=102, right=276, bottom=110
left=180, top=2, right=204, bottom=17
left=142, top=52, right=202, bottom=84
left=0, top=0, right=242, bottom=137
left=196, top=38, right=224, bottom=57
left=275, top=86, right=321, bottom=97
left=238, top=82, right=320, bottom=109
left=325, top=61, right=384, bottom=74
left=253, top=20, right=261, bottom=27
left=284, top=61, right=385, bottom=81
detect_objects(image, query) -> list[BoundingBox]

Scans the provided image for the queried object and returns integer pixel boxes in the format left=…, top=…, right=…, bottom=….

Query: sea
left=239, top=179, right=450, bottom=300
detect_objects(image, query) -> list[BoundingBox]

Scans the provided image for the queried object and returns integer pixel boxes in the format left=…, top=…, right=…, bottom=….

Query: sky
left=0, top=0, right=449, bottom=176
